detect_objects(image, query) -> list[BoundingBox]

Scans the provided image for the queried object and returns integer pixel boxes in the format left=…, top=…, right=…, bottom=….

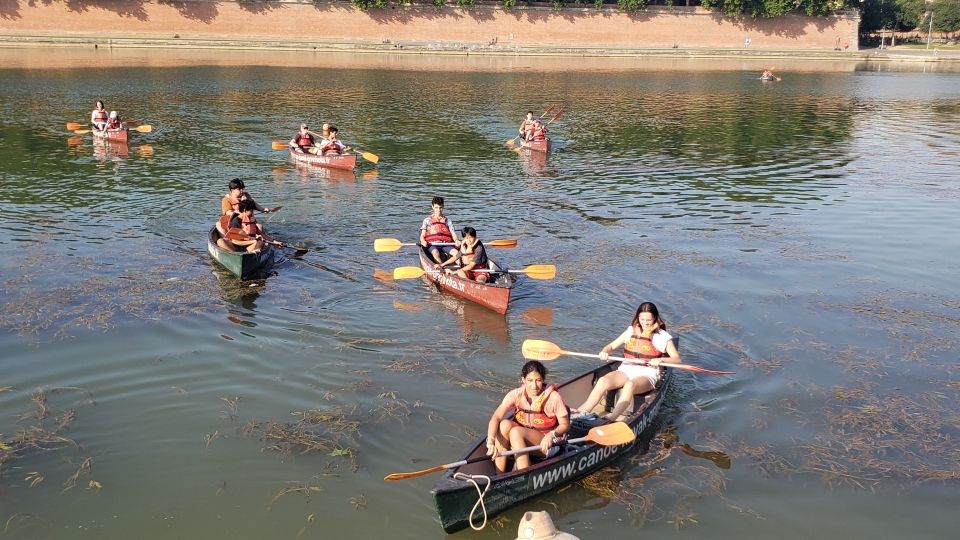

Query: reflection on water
left=0, top=59, right=958, bottom=539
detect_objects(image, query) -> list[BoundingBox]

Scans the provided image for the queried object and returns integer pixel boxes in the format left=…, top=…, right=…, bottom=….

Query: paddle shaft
left=562, top=350, right=731, bottom=375
left=433, top=434, right=593, bottom=474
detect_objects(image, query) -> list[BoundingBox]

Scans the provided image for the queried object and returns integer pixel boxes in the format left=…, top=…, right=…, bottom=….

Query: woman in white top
left=573, top=302, right=680, bottom=421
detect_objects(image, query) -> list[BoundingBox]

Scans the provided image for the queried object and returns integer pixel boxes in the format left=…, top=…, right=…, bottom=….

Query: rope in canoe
left=453, top=472, right=491, bottom=531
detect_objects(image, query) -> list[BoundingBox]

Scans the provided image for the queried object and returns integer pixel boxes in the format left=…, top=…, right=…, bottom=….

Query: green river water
left=0, top=48, right=957, bottom=539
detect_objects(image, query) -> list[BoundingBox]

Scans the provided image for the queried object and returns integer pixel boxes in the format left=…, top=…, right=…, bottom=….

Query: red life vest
left=532, top=126, right=547, bottom=141
left=623, top=328, right=663, bottom=360
left=223, top=191, right=250, bottom=214
left=106, top=118, right=121, bottom=130
left=321, top=140, right=342, bottom=155
left=296, top=132, right=313, bottom=148
left=514, top=385, right=559, bottom=434
left=424, top=216, right=453, bottom=244
left=93, top=109, right=108, bottom=123
left=241, top=215, right=258, bottom=236
left=460, top=239, right=488, bottom=280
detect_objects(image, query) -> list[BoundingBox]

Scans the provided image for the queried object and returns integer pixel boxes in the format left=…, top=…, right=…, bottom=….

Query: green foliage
left=928, top=0, right=960, bottom=32
left=351, top=0, right=389, bottom=9
left=617, top=0, right=648, bottom=12
left=552, top=0, right=565, bottom=8
left=701, top=0, right=857, bottom=18
left=595, top=0, right=604, bottom=9
left=456, top=0, right=476, bottom=6
left=433, top=0, right=445, bottom=6
left=502, top=0, right=517, bottom=8
left=861, top=0, right=929, bottom=33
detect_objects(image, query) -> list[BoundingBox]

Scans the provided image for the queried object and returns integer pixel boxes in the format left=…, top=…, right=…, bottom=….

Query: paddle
left=260, top=206, right=283, bottom=214
left=506, top=105, right=555, bottom=146
left=383, top=421, right=635, bottom=481
left=306, top=130, right=381, bottom=164
left=224, top=230, right=307, bottom=257
left=520, top=339, right=734, bottom=375
left=393, top=264, right=555, bottom=280
left=74, top=124, right=152, bottom=135
left=374, top=238, right=517, bottom=252
left=274, top=138, right=380, bottom=164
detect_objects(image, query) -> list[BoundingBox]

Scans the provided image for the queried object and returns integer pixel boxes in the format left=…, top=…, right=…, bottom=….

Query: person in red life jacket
left=518, top=110, right=537, bottom=141
left=419, top=196, right=460, bottom=265
left=572, top=302, right=680, bottom=422
left=218, top=199, right=282, bottom=253
left=90, top=100, right=108, bottom=131
left=104, top=111, right=124, bottom=132
left=486, top=360, right=570, bottom=473
left=440, top=226, right=489, bottom=283
left=529, top=119, right=548, bottom=142
left=313, top=126, right=347, bottom=156
left=220, top=178, right=267, bottom=216
left=289, top=123, right=315, bottom=154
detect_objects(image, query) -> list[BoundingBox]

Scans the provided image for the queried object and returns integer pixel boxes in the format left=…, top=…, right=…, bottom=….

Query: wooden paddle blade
left=521, top=339, right=563, bottom=361
left=73, top=129, right=91, bottom=135
left=393, top=266, right=426, bottom=280
left=134, top=124, right=153, bottom=133
left=520, top=264, right=556, bottom=280
left=272, top=141, right=288, bottom=150
left=506, top=137, right=517, bottom=146
left=488, top=239, right=518, bottom=248
left=361, top=151, right=380, bottom=164
left=374, top=238, right=404, bottom=252
left=384, top=464, right=446, bottom=481
left=268, top=206, right=283, bottom=213
left=66, top=122, right=83, bottom=130
left=585, top=421, right=636, bottom=446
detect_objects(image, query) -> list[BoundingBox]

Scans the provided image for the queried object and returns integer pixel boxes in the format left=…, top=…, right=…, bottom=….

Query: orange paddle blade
left=360, top=151, right=380, bottom=164
left=541, top=104, right=555, bottom=118
left=384, top=464, right=446, bottom=481
left=73, top=129, right=91, bottom=135
left=393, top=266, right=427, bottom=280
left=519, top=264, right=556, bottom=280
left=506, top=137, right=517, bottom=146
left=66, top=122, right=83, bottom=131
left=137, top=144, right=154, bottom=157
left=133, top=124, right=152, bottom=133
left=584, top=421, right=635, bottom=446
left=521, top=339, right=564, bottom=361
left=272, top=141, right=288, bottom=150
left=488, top=239, right=518, bottom=248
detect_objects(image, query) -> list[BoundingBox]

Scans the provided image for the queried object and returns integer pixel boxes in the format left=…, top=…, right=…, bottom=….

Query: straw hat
left=514, top=511, right=579, bottom=540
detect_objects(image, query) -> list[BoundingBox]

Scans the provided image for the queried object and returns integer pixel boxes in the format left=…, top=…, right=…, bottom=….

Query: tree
left=927, top=0, right=960, bottom=32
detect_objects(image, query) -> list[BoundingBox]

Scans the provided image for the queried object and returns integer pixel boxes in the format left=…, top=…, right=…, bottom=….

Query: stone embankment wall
left=0, top=1, right=860, bottom=51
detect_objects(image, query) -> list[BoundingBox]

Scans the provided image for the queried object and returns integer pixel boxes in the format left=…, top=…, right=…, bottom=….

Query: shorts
left=616, top=362, right=661, bottom=388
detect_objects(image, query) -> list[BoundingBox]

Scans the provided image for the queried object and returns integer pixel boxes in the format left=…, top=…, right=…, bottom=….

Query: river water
left=1, top=49, right=958, bottom=539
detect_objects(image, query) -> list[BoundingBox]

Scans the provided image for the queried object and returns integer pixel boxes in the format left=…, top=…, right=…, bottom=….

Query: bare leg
left=216, top=238, right=236, bottom=252
left=509, top=426, right=545, bottom=471
left=575, top=371, right=628, bottom=414
left=605, top=376, right=655, bottom=421
left=494, top=419, right=515, bottom=473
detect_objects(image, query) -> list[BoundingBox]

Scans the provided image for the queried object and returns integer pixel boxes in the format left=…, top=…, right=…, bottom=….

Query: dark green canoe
left=207, top=226, right=274, bottom=279
left=431, top=361, right=672, bottom=533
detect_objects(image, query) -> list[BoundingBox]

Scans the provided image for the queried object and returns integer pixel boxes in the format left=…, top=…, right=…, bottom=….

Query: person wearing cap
left=311, top=125, right=347, bottom=156
left=514, top=511, right=579, bottom=540
left=220, top=178, right=268, bottom=216
left=486, top=360, right=569, bottom=473
left=90, top=100, right=108, bottom=131
left=289, top=123, right=315, bottom=154
left=103, top=111, right=123, bottom=132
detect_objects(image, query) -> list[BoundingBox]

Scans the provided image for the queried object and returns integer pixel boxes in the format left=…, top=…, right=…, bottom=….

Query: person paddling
left=220, top=178, right=268, bottom=216
left=91, top=100, right=108, bottom=131
left=529, top=119, right=548, bottom=142
left=440, top=226, right=490, bottom=283
left=518, top=110, right=537, bottom=141
left=571, top=301, right=680, bottom=422
left=217, top=199, right=280, bottom=253
left=313, top=125, right=347, bottom=156
left=104, top=111, right=124, bottom=132
left=486, top=361, right=570, bottom=473
left=761, top=68, right=777, bottom=81
left=289, top=123, right=315, bottom=154
left=419, top=196, right=459, bottom=265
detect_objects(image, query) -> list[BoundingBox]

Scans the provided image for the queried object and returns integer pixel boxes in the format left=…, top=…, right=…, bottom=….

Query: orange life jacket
left=241, top=215, right=258, bottom=236
left=532, top=125, right=547, bottom=141
left=514, top=385, right=559, bottom=434
left=296, top=132, right=313, bottom=148
left=424, top=216, right=453, bottom=244
left=623, top=328, right=663, bottom=360
left=93, top=109, right=108, bottom=123
left=106, top=118, right=121, bottom=130
left=223, top=191, right=250, bottom=214
left=321, top=140, right=342, bottom=155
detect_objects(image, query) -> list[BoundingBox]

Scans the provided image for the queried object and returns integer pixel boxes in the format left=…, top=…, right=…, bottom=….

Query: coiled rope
left=453, top=472, right=491, bottom=531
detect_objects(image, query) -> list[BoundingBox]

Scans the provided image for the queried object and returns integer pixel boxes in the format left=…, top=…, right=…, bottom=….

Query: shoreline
left=1, top=35, right=958, bottom=67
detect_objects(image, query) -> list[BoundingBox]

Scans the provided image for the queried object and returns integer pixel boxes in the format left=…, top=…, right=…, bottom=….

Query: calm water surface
left=1, top=51, right=958, bottom=539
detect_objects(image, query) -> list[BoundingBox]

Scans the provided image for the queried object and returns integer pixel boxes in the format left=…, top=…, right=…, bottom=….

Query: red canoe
left=93, top=128, right=129, bottom=143
left=417, top=246, right=515, bottom=314
left=519, top=137, right=550, bottom=152
left=288, top=148, right=357, bottom=171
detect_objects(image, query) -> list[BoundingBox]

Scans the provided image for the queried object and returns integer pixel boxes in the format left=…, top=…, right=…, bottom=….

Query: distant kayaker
left=91, top=100, right=108, bottom=131
left=529, top=119, right=548, bottom=142
left=221, top=178, right=268, bottom=216
left=518, top=111, right=537, bottom=141
left=440, top=226, right=489, bottom=283
left=218, top=199, right=280, bottom=253
left=761, top=68, right=777, bottom=81
left=312, top=125, right=347, bottom=156
left=571, top=301, right=680, bottom=422
left=104, top=111, right=123, bottom=132
left=419, top=196, right=460, bottom=265
left=289, top=123, right=315, bottom=154
left=486, top=360, right=570, bottom=473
